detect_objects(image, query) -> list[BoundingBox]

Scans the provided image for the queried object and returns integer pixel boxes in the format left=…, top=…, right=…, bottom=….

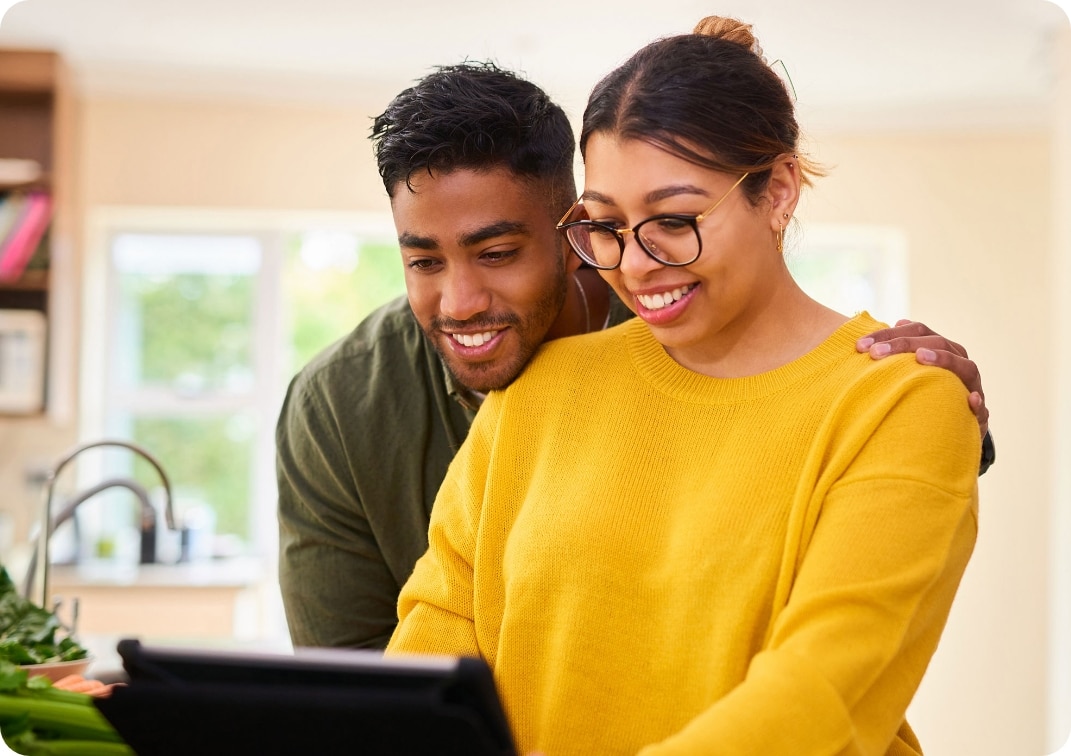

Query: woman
left=388, top=16, right=979, bottom=756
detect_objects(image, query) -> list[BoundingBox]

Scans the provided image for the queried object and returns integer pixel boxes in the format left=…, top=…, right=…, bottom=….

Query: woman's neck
left=667, top=283, right=848, bottom=379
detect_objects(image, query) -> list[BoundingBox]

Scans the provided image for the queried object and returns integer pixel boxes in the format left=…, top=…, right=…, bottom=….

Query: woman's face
left=581, top=134, right=794, bottom=372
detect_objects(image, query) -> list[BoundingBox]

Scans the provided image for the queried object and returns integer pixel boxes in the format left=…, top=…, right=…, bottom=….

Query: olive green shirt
left=277, top=293, right=633, bottom=648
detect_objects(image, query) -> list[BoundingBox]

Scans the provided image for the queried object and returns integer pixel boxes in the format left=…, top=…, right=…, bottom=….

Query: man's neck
left=545, top=267, right=611, bottom=342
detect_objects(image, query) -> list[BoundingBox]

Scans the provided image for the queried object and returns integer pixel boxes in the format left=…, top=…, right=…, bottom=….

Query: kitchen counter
left=50, top=557, right=265, bottom=639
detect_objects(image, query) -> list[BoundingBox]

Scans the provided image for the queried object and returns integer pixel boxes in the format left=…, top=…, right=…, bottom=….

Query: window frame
left=81, top=206, right=400, bottom=559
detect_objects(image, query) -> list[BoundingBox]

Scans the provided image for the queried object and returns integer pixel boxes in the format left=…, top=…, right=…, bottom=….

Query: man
left=277, top=62, right=993, bottom=650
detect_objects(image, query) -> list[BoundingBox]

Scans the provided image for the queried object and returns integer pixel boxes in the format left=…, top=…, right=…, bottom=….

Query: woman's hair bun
left=692, top=16, right=765, bottom=61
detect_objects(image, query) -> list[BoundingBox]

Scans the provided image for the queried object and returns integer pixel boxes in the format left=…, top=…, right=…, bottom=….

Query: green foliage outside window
left=284, top=237, right=407, bottom=377
left=110, top=231, right=407, bottom=548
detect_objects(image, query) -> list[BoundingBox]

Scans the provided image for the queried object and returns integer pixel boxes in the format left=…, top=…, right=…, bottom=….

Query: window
left=788, top=224, right=909, bottom=324
left=81, top=210, right=405, bottom=563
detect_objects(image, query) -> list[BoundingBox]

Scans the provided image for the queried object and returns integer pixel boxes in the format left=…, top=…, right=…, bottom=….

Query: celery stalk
left=0, top=694, right=124, bottom=743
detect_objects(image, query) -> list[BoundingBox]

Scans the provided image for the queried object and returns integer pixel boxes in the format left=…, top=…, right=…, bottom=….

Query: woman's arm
left=641, top=368, right=980, bottom=756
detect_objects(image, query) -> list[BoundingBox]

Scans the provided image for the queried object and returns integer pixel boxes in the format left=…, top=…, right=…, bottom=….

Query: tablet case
left=95, top=638, right=517, bottom=756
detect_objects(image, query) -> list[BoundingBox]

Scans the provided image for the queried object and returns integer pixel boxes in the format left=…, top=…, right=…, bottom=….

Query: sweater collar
left=625, top=312, right=882, bottom=403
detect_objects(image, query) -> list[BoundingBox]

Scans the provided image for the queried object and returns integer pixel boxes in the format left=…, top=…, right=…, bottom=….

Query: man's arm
left=276, top=378, right=400, bottom=649
left=857, top=319, right=995, bottom=474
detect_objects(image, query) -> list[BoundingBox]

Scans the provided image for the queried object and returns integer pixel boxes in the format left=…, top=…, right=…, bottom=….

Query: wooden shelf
left=0, top=268, right=49, bottom=292
left=0, top=48, right=64, bottom=418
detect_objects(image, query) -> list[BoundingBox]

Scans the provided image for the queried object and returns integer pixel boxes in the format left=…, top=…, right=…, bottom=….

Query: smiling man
left=276, top=62, right=993, bottom=650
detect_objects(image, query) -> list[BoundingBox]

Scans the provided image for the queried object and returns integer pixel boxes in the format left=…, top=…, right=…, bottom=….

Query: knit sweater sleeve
left=386, top=396, right=497, bottom=659
left=641, top=367, right=980, bottom=756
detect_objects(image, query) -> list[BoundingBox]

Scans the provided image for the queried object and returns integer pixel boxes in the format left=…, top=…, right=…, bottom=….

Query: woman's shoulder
left=501, top=321, right=636, bottom=396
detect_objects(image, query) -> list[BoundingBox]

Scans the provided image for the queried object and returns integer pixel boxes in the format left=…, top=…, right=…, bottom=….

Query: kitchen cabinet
left=49, top=558, right=264, bottom=638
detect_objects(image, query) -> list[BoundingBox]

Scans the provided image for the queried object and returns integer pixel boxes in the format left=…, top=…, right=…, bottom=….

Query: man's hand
left=856, top=319, right=988, bottom=439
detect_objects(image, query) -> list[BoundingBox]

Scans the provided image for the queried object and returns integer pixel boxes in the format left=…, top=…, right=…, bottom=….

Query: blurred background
left=0, top=1, right=1068, bottom=753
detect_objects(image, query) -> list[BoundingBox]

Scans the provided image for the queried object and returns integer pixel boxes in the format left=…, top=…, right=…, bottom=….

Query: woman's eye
left=654, top=217, right=693, bottom=234
left=589, top=225, right=620, bottom=240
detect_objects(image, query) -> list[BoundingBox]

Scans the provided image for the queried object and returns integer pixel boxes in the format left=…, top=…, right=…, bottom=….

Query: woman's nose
left=617, top=232, right=663, bottom=279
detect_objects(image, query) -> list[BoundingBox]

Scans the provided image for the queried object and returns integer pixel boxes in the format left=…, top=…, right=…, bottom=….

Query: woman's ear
left=765, top=155, right=802, bottom=231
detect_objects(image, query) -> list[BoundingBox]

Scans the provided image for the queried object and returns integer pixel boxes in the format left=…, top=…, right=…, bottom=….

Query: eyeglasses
left=555, top=172, right=749, bottom=270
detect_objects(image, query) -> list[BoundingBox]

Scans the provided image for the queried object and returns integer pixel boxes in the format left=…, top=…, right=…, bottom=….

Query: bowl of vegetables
left=0, top=567, right=91, bottom=683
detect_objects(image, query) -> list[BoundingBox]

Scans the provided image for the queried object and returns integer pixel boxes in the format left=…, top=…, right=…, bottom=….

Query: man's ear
left=561, top=236, right=584, bottom=274
left=765, top=155, right=802, bottom=232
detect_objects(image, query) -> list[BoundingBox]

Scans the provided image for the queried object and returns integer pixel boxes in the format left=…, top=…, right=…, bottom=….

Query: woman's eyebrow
left=644, top=184, right=711, bottom=204
left=581, top=184, right=711, bottom=207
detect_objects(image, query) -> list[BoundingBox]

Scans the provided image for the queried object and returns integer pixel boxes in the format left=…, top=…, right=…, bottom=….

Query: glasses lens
left=636, top=217, right=701, bottom=265
left=566, top=224, right=622, bottom=269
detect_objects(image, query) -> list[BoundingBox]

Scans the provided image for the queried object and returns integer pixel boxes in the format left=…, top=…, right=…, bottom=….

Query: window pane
left=112, top=234, right=261, bottom=395
left=788, top=226, right=908, bottom=324
left=126, top=413, right=257, bottom=544
left=283, top=232, right=406, bottom=377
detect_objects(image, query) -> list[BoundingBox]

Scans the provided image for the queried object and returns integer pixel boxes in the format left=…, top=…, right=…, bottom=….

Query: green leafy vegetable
left=0, top=568, right=87, bottom=665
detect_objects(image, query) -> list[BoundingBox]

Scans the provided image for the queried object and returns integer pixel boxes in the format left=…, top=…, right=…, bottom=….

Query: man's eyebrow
left=398, top=232, right=438, bottom=250
left=458, top=220, right=529, bottom=248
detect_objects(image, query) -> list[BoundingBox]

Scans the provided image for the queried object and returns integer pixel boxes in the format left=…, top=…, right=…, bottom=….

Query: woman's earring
left=777, top=222, right=784, bottom=254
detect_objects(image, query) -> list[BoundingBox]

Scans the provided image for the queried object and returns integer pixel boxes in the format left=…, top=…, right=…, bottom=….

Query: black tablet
left=95, top=638, right=517, bottom=756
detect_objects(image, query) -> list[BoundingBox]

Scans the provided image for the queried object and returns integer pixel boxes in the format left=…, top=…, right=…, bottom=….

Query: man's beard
left=426, top=269, right=568, bottom=394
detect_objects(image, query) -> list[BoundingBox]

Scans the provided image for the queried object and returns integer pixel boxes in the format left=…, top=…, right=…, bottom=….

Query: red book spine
left=0, top=192, right=52, bottom=282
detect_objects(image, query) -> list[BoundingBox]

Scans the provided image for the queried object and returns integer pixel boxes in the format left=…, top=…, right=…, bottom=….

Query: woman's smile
left=632, top=282, right=699, bottom=324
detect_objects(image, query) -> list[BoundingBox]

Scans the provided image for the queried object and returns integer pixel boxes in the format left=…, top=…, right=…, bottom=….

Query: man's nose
left=439, top=269, right=492, bottom=322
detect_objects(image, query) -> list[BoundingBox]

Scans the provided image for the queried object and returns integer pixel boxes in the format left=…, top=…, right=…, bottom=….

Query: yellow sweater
left=388, top=313, right=980, bottom=756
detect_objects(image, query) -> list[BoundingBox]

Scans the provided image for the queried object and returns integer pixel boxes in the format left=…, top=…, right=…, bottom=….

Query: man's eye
left=407, top=258, right=440, bottom=271
left=482, top=249, right=518, bottom=263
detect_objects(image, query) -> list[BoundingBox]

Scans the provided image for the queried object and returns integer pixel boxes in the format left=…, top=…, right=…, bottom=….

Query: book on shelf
left=0, top=191, right=52, bottom=283
left=0, top=158, right=43, bottom=186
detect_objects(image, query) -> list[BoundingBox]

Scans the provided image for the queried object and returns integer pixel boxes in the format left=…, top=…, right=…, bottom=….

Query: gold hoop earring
left=777, top=222, right=784, bottom=253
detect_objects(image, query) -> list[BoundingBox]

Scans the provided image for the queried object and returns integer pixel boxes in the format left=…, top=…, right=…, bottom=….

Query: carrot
left=51, top=674, right=84, bottom=688
left=62, top=680, right=106, bottom=695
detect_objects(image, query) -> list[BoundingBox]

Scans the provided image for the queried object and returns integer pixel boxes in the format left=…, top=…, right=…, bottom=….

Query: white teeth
left=637, top=285, right=694, bottom=311
left=451, top=330, right=498, bottom=347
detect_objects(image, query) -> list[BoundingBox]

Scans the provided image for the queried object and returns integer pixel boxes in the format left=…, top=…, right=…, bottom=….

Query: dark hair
left=371, top=61, right=577, bottom=216
left=579, top=16, right=819, bottom=203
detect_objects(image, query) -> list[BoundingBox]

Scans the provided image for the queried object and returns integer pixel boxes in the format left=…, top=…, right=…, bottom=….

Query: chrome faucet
left=23, top=439, right=176, bottom=607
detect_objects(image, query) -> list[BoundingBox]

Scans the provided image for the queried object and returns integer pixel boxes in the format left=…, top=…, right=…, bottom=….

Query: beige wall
left=0, top=67, right=1063, bottom=754
left=80, top=95, right=388, bottom=210
left=802, top=131, right=1051, bottom=754
left=1048, top=23, right=1071, bottom=753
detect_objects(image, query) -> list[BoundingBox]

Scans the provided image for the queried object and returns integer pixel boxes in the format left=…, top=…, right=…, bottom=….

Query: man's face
left=392, top=166, right=575, bottom=393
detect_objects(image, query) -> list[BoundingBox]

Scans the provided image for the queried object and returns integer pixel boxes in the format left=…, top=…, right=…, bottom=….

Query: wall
left=802, top=131, right=1051, bottom=754
left=1049, top=21, right=1071, bottom=753
left=79, top=94, right=389, bottom=210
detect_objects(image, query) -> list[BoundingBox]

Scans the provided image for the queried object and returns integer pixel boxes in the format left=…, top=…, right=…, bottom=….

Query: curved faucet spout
left=21, top=478, right=155, bottom=600
left=27, top=439, right=176, bottom=607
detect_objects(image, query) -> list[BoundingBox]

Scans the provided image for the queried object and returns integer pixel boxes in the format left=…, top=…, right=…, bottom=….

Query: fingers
left=856, top=320, right=968, bottom=359
left=856, top=320, right=989, bottom=438
left=968, top=391, right=990, bottom=438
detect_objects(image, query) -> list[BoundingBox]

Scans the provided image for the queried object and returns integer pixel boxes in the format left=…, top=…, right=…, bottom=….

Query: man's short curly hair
left=370, top=62, right=577, bottom=217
